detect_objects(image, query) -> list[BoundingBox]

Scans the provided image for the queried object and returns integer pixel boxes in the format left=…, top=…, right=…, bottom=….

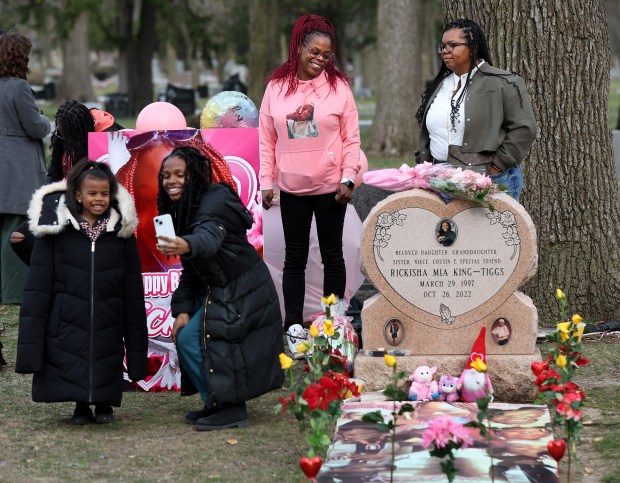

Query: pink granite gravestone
left=355, top=189, right=540, bottom=402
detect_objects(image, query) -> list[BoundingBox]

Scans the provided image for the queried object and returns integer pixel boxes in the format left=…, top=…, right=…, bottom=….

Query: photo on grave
left=491, top=317, right=512, bottom=345
left=436, top=219, right=457, bottom=247
left=383, top=318, right=405, bottom=346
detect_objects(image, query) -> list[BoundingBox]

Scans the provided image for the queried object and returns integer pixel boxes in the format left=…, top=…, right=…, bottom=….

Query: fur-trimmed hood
left=28, top=180, right=138, bottom=238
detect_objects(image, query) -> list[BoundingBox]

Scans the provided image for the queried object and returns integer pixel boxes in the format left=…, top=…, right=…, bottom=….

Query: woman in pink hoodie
left=259, top=14, right=361, bottom=354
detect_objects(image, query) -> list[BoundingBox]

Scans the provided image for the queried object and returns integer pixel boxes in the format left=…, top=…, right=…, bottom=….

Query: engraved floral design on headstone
left=373, top=211, right=407, bottom=261
left=487, top=210, right=520, bottom=260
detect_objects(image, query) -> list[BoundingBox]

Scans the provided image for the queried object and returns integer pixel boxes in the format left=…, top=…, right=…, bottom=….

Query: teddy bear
left=437, top=374, right=459, bottom=402
left=407, top=365, right=439, bottom=401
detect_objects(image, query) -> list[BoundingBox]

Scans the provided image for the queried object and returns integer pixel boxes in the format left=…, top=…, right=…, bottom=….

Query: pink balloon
left=354, top=149, right=369, bottom=188
left=136, top=102, right=187, bottom=131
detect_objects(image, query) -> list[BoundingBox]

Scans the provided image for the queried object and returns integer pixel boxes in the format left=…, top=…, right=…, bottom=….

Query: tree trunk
left=248, top=0, right=280, bottom=106
left=444, top=0, right=620, bottom=324
left=128, top=0, right=157, bottom=116
left=61, top=11, right=95, bottom=102
left=115, top=0, right=133, bottom=94
left=367, top=0, right=423, bottom=158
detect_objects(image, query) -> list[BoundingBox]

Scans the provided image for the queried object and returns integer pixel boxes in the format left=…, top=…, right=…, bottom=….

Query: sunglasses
left=126, top=129, right=200, bottom=150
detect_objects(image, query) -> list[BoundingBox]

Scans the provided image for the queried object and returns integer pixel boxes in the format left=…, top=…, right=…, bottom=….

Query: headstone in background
left=105, top=92, right=131, bottom=118
left=354, top=189, right=540, bottom=402
left=165, top=83, right=196, bottom=116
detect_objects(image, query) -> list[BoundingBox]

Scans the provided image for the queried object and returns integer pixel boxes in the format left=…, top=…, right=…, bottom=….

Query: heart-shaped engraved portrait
left=361, top=190, right=537, bottom=329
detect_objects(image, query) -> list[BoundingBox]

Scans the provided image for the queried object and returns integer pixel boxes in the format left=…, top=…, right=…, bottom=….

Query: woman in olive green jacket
left=416, top=19, right=537, bottom=202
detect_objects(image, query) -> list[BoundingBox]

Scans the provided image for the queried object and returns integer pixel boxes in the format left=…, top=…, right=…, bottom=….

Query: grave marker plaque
left=355, top=189, right=541, bottom=402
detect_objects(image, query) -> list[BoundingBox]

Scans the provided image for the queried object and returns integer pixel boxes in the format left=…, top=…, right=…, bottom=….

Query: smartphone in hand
left=153, top=214, right=176, bottom=244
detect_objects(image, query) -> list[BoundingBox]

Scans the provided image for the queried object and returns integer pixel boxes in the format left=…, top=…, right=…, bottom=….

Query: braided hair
left=157, top=146, right=213, bottom=236
left=415, top=19, right=524, bottom=129
left=266, top=14, right=347, bottom=98
left=49, top=101, right=95, bottom=181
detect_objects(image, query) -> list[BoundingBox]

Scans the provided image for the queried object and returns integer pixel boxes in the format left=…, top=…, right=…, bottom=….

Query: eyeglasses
left=303, top=42, right=335, bottom=62
left=126, top=129, right=200, bottom=150
left=436, top=42, right=469, bottom=54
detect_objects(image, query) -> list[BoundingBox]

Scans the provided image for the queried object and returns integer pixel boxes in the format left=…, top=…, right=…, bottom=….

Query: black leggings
left=280, top=190, right=346, bottom=329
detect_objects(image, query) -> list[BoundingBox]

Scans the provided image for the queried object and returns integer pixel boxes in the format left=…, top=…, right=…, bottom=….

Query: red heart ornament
left=531, top=361, right=549, bottom=376
left=300, top=456, right=323, bottom=479
left=548, top=439, right=566, bottom=462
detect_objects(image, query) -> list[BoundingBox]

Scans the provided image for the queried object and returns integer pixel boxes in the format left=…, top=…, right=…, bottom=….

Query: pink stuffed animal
left=438, top=375, right=459, bottom=402
left=408, top=366, right=438, bottom=401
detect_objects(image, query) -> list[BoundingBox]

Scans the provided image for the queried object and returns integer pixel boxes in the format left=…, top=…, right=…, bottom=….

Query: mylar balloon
left=200, top=91, right=259, bottom=128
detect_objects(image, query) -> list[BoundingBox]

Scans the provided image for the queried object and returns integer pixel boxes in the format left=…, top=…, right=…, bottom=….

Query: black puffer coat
left=170, top=183, right=284, bottom=409
left=15, top=181, right=148, bottom=406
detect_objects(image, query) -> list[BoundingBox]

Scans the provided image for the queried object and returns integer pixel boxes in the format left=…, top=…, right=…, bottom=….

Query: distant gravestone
left=354, top=189, right=541, bottom=402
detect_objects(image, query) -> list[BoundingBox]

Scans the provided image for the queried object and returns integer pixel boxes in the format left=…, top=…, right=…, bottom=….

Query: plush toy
left=438, top=375, right=459, bottom=402
left=408, top=365, right=439, bottom=401
left=457, top=327, right=494, bottom=402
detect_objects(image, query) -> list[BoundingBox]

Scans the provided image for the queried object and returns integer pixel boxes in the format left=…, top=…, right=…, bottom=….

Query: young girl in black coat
left=16, top=159, right=148, bottom=425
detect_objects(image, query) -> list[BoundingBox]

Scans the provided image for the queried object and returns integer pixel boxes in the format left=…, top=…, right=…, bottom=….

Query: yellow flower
left=295, top=342, right=310, bottom=354
left=471, top=357, right=488, bottom=373
left=309, top=324, right=319, bottom=339
left=571, top=314, right=583, bottom=325
left=557, top=322, right=571, bottom=342
left=321, top=293, right=337, bottom=306
left=556, top=354, right=568, bottom=367
left=279, top=353, right=293, bottom=370
left=323, top=319, right=335, bottom=336
left=574, top=323, right=586, bottom=343
left=384, top=354, right=397, bottom=367
left=555, top=288, right=566, bottom=301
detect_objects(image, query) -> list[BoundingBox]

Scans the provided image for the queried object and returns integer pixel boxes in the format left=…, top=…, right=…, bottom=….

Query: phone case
left=153, top=214, right=176, bottom=241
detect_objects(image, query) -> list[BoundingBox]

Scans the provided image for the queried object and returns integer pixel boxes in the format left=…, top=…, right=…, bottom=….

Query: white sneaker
left=286, top=324, right=309, bottom=359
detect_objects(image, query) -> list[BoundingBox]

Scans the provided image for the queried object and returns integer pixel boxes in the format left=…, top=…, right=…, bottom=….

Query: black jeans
left=280, top=190, right=347, bottom=329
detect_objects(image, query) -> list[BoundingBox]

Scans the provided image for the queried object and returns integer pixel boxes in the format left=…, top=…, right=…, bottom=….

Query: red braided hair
left=266, top=14, right=348, bottom=98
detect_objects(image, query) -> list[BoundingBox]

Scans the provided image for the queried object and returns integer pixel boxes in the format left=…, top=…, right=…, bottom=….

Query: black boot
left=69, top=402, right=94, bottom=425
left=194, top=403, right=249, bottom=431
left=184, top=405, right=216, bottom=425
left=94, top=404, right=114, bottom=424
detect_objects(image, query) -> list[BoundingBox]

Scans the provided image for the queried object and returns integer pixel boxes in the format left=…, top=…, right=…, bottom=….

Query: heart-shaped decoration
left=300, top=456, right=322, bottom=479
left=547, top=439, right=566, bottom=462
left=361, top=190, right=536, bottom=328
left=531, top=361, right=549, bottom=376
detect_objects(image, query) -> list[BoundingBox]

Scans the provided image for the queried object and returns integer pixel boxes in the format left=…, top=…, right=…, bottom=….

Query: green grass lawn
left=2, top=303, right=619, bottom=481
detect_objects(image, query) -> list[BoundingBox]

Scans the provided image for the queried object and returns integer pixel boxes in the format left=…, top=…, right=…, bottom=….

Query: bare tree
left=366, top=0, right=423, bottom=158
left=444, top=0, right=620, bottom=323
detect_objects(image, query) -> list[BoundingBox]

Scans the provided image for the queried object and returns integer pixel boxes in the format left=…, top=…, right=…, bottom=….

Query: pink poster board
left=88, top=128, right=260, bottom=391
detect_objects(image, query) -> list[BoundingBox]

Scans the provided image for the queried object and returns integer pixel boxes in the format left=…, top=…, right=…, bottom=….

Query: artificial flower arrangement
left=276, top=295, right=360, bottom=481
left=362, top=161, right=502, bottom=208
left=532, top=288, right=589, bottom=482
